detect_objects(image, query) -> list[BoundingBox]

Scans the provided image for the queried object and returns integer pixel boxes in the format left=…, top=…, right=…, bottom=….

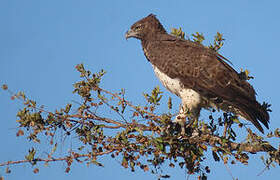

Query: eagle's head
left=125, top=14, right=166, bottom=40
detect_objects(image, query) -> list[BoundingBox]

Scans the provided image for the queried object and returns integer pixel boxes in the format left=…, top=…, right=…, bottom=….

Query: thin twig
left=0, top=150, right=114, bottom=167
left=224, top=163, right=236, bottom=180
left=223, top=122, right=228, bottom=137
left=97, top=87, right=161, bottom=120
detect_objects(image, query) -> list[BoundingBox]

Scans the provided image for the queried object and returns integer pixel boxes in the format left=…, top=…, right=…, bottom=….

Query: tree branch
left=0, top=150, right=114, bottom=167
left=186, top=131, right=277, bottom=153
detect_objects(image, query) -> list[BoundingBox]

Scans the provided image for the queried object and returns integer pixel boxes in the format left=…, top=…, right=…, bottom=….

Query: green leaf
left=64, top=104, right=72, bottom=113
left=191, top=32, right=205, bottom=44
left=143, top=86, right=163, bottom=106
left=25, top=148, right=36, bottom=165
left=239, top=68, right=254, bottom=80
left=170, top=27, right=185, bottom=39
left=208, top=32, right=225, bottom=52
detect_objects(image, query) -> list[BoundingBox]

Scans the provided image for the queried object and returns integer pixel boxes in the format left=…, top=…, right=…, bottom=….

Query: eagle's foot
left=174, top=114, right=187, bottom=135
left=174, top=104, right=198, bottom=135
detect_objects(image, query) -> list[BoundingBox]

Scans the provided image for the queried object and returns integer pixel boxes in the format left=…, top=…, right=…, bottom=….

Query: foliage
left=208, top=32, right=225, bottom=52
left=171, top=27, right=185, bottom=39
left=191, top=32, right=205, bottom=44
left=239, top=68, right=254, bottom=81
left=0, top=31, right=278, bottom=180
left=171, top=27, right=223, bottom=51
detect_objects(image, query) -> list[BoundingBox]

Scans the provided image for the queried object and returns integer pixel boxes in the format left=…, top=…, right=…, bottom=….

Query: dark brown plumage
left=126, top=14, right=269, bottom=133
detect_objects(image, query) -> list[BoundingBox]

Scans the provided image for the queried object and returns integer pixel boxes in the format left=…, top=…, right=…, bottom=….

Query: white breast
left=152, top=66, right=201, bottom=109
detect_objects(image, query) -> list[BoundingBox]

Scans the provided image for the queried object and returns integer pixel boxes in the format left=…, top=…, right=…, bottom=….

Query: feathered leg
left=174, top=103, right=201, bottom=135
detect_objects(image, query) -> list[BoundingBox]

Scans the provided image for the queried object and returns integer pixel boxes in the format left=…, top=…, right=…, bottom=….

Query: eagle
left=125, top=14, right=269, bottom=133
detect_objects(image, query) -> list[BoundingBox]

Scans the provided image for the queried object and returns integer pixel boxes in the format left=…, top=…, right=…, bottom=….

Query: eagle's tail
left=237, top=100, right=269, bottom=133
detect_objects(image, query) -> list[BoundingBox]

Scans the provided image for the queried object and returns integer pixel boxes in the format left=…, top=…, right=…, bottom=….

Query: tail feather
left=237, top=100, right=270, bottom=133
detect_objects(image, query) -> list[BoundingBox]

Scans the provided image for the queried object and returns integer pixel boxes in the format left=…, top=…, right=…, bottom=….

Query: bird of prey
left=125, top=14, right=269, bottom=133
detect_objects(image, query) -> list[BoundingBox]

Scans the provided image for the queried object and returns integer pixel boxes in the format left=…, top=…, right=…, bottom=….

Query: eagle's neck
left=141, top=39, right=149, bottom=50
left=141, top=33, right=161, bottom=56
left=141, top=39, right=155, bottom=63
left=141, top=31, right=166, bottom=43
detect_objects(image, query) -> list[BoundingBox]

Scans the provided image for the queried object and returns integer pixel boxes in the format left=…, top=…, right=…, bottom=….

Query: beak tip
left=125, top=31, right=130, bottom=40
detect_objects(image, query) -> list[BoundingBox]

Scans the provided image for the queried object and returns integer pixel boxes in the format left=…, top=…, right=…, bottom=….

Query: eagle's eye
left=134, top=25, right=143, bottom=31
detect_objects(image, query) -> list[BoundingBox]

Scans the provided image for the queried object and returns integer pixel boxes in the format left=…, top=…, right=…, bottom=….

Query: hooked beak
left=125, top=29, right=138, bottom=40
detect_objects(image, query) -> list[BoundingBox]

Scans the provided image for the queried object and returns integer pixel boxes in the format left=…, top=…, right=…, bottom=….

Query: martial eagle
left=125, top=14, right=269, bottom=133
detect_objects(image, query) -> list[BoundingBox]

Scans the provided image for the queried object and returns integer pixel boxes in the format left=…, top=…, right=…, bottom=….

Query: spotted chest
left=152, top=65, right=202, bottom=110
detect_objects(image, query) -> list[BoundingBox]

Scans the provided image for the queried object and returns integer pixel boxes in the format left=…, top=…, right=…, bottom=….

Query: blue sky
left=1, top=0, right=280, bottom=179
